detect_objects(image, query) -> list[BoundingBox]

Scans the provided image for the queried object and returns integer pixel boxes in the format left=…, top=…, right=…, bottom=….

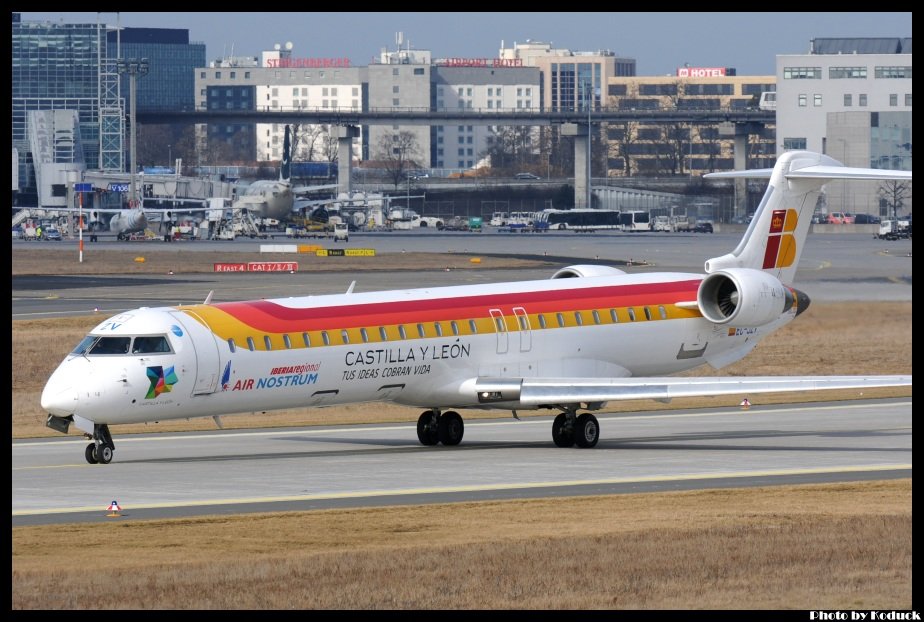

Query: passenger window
left=538, top=314, right=547, bottom=329
left=379, top=326, right=388, bottom=341
left=659, top=305, right=667, bottom=320
left=610, top=309, right=619, bottom=323
left=450, top=321, right=459, bottom=335
left=283, top=334, right=292, bottom=349
left=321, top=331, right=330, bottom=346
left=468, top=319, right=478, bottom=334
left=434, top=322, right=443, bottom=337
left=341, top=329, right=350, bottom=344
left=398, top=325, right=407, bottom=340
left=644, top=307, right=652, bottom=321
left=592, top=310, right=601, bottom=325
left=518, top=315, right=528, bottom=330
left=628, top=308, right=636, bottom=322
left=494, top=316, right=505, bottom=332
left=228, top=338, right=236, bottom=353
left=263, top=335, right=272, bottom=350
left=360, top=328, right=369, bottom=343
left=574, top=311, right=583, bottom=326
left=556, top=312, right=565, bottom=327
left=302, top=332, right=311, bottom=347
left=417, top=323, right=426, bottom=338
left=247, top=337, right=256, bottom=351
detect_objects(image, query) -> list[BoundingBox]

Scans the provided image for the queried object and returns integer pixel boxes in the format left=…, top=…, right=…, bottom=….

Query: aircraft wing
left=704, top=165, right=912, bottom=181
left=292, top=183, right=339, bottom=195
left=472, top=375, right=912, bottom=406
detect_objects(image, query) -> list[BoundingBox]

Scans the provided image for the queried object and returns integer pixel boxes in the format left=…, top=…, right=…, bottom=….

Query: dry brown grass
left=13, top=302, right=912, bottom=438
left=11, top=247, right=555, bottom=275
left=12, top=480, right=911, bottom=609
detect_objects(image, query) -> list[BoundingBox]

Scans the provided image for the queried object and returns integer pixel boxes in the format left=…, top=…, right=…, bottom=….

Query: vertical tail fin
left=280, top=125, right=291, bottom=182
left=704, top=151, right=912, bottom=284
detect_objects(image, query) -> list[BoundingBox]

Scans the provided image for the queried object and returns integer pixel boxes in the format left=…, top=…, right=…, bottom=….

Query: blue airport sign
left=75, top=183, right=93, bottom=192
left=108, top=183, right=129, bottom=193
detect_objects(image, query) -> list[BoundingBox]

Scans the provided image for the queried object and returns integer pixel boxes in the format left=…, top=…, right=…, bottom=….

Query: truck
left=878, top=219, right=911, bottom=240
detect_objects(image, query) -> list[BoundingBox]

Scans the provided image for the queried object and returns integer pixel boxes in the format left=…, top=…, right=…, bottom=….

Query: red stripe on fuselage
left=204, top=279, right=703, bottom=333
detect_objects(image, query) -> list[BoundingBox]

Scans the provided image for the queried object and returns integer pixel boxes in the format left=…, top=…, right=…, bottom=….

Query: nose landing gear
left=84, top=424, right=115, bottom=465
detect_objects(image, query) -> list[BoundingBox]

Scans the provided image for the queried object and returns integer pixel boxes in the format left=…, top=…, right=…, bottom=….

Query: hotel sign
left=266, top=58, right=351, bottom=68
left=677, top=67, right=727, bottom=78
left=438, top=58, right=524, bottom=68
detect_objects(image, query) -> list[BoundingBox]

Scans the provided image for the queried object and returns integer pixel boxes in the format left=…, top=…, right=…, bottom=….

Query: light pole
left=583, top=79, right=592, bottom=209
left=168, top=144, right=172, bottom=168
left=117, top=58, right=149, bottom=209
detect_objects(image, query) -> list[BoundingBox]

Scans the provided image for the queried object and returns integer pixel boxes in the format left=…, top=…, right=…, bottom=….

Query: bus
left=538, top=209, right=621, bottom=231
left=619, top=210, right=651, bottom=232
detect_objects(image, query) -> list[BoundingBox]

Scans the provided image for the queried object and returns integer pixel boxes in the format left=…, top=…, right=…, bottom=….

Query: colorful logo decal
left=221, top=360, right=232, bottom=391
left=762, top=208, right=798, bottom=269
left=170, top=325, right=184, bottom=337
left=146, top=365, right=178, bottom=399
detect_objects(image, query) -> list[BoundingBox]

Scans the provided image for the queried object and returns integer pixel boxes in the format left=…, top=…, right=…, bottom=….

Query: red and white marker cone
left=106, top=500, right=122, bottom=517
left=740, top=398, right=751, bottom=410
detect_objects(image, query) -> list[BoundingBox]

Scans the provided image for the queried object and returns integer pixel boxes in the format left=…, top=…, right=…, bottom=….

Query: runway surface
left=12, top=398, right=911, bottom=526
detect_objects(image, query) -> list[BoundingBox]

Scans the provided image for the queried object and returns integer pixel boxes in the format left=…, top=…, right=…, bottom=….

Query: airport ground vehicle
left=539, top=209, right=621, bottom=231
left=333, top=222, right=349, bottom=242
left=619, top=210, right=651, bottom=232
left=515, top=172, right=541, bottom=180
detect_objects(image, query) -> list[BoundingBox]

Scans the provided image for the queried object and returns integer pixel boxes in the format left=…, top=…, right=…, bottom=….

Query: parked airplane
left=41, top=151, right=912, bottom=464
left=232, top=125, right=338, bottom=220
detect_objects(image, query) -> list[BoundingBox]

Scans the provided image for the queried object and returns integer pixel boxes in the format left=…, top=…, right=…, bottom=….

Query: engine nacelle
left=551, top=265, right=627, bottom=279
left=697, top=268, right=794, bottom=326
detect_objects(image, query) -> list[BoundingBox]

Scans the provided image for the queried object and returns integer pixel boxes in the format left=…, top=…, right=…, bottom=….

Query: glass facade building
left=12, top=14, right=113, bottom=200
left=108, top=28, right=205, bottom=112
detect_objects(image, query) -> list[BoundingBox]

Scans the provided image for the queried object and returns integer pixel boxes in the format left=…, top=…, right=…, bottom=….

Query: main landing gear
left=84, top=424, right=115, bottom=465
left=417, top=410, right=464, bottom=446
left=552, top=409, right=599, bottom=448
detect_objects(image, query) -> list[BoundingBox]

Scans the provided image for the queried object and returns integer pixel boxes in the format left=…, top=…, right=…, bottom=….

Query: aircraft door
left=512, top=307, right=532, bottom=352
left=169, top=310, right=221, bottom=395
left=489, top=308, right=509, bottom=354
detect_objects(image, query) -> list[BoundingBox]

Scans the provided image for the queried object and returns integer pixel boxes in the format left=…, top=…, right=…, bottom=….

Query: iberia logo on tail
left=762, top=209, right=798, bottom=270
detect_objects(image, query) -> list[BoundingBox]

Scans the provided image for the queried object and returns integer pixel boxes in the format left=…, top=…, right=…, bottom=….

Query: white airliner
left=231, top=125, right=338, bottom=220
left=41, top=151, right=912, bottom=464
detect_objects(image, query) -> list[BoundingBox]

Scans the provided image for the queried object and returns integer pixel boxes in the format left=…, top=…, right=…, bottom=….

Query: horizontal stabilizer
left=703, top=168, right=774, bottom=179
left=783, top=165, right=912, bottom=181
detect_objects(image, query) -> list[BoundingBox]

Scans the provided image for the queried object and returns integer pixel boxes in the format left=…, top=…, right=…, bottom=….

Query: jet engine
left=697, top=268, right=794, bottom=326
left=551, top=265, right=627, bottom=279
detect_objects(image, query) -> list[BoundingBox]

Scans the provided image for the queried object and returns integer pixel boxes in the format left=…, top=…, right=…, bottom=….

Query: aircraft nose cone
left=40, top=377, right=77, bottom=417
left=793, top=288, right=811, bottom=317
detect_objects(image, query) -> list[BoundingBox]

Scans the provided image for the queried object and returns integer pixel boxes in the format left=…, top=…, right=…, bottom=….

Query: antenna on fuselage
left=203, top=290, right=214, bottom=305
left=346, top=280, right=356, bottom=294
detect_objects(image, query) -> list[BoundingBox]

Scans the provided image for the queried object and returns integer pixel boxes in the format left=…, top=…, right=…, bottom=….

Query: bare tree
left=374, top=130, right=423, bottom=188
left=878, top=179, right=912, bottom=219
left=482, top=126, right=538, bottom=173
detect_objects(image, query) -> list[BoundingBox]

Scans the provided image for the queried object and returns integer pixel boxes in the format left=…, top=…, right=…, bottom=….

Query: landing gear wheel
left=417, top=410, right=439, bottom=446
left=573, top=413, right=600, bottom=448
left=437, top=411, right=464, bottom=446
left=552, top=413, right=575, bottom=447
left=97, top=444, right=114, bottom=465
left=85, top=443, right=99, bottom=464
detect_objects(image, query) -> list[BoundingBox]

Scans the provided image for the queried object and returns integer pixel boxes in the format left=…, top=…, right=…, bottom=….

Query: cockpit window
left=131, top=336, right=172, bottom=354
left=87, top=336, right=131, bottom=355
